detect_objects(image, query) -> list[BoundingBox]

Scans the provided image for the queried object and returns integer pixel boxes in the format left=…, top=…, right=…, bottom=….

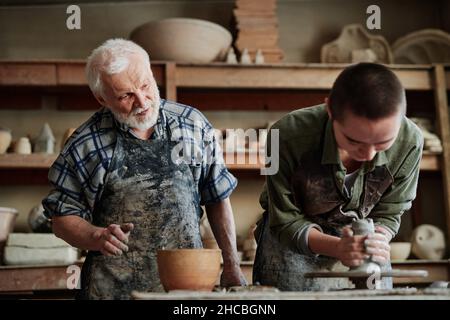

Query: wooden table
left=0, top=260, right=448, bottom=298
left=132, top=288, right=450, bottom=300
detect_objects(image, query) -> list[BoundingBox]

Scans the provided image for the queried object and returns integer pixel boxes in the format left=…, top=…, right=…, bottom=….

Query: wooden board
left=0, top=153, right=57, bottom=168
left=433, top=65, right=450, bottom=246
left=175, top=64, right=433, bottom=90
left=0, top=62, right=56, bottom=86
left=0, top=61, right=434, bottom=91
left=0, top=152, right=439, bottom=171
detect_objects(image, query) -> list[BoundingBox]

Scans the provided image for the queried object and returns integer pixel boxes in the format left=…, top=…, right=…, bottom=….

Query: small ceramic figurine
left=14, top=137, right=32, bottom=154
left=226, top=47, right=238, bottom=64
left=255, top=49, right=265, bottom=64
left=240, top=48, right=252, bottom=64
left=0, top=127, right=12, bottom=154
left=34, top=123, right=56, bottom=154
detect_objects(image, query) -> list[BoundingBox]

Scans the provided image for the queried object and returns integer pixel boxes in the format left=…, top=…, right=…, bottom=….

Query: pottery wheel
left=305, top=269, right=428, bottom=278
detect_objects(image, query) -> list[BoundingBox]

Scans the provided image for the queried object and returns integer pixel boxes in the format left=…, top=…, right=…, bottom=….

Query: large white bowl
left=130, top=18, right=232, bottom=63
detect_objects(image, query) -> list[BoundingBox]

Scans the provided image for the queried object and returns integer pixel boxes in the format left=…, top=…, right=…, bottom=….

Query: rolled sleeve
left=294, top=224, right=323, bottom=256
left=200, top=128, right=237, bottom=205
left=42, top=154, right=93, bottom=222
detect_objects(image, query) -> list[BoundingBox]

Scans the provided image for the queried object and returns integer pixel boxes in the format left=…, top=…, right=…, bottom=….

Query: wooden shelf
left=0, top=153, right=57, bottom=169
left=175, top=63, right=433, bottom=90
left=0, top=151, right=441, bottom=186
left=0, top=152, right=442, bottom=172
left=0, top=61, right=433, bottom=90
left=0, top=60, right=166, bottom=87
left=390, top=259, right=450, bottom=285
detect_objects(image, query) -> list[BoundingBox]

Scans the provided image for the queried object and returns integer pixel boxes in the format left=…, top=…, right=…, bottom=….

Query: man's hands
left=336, top=227, right=369, bottom=267
left=92, top=223, right=134, bottom=256
left=205, top=198, right=247, bottom=288
left=365, top=226, right=391, bottom=265
left=220, top=264, right=248, bottom=288
left=337, top=226, right=390, bottom=267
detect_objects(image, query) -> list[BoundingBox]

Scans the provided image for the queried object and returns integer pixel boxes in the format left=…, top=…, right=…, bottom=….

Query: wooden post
left=433, top=64, right=450, bottom=248
left=164, top=62, right=177, bottom=101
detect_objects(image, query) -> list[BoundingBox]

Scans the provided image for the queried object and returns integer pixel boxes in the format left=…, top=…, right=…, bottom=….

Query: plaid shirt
left=42, top=99, right=237, bottom=222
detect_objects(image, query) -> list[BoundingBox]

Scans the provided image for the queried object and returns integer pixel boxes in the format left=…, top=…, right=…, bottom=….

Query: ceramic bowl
left=390, top=242, right=411, bottom=261
left=130, top=18, right=232, bottom=63
left=157, top=248, right=221, bottom=292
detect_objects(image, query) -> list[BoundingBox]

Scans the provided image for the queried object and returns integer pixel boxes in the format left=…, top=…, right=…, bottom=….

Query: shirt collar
left=321, top=117, right=389, bottom=171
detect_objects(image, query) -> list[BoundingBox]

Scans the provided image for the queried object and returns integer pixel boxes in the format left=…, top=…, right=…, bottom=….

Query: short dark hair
left=328, top=63, right=406, bottom=121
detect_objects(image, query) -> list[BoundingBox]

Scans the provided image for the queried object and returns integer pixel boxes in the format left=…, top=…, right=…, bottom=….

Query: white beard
left=113, top=97, right=160, bottom=131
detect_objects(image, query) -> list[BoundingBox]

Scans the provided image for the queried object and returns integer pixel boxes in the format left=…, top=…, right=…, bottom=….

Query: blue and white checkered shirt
left=42, top=99, right=237, bottom=222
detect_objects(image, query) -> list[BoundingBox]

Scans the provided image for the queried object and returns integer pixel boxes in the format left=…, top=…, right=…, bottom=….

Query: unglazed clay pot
left=0, top=128, right=12, bottom=154
left=411, top=224, right=446, bottom=260
left=14, top=137, right=32, bottom=154
left=130, top=18, right=232, bottom=63
left=157, top=249, right=221, bottom=291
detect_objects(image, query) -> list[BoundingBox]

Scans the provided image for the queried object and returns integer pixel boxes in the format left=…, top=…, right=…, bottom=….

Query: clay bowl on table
left=157, top=248, right=221, bottom=292
left=130, top=18, right=232, bottom=63
left=390, top=242, right=411, bottom=261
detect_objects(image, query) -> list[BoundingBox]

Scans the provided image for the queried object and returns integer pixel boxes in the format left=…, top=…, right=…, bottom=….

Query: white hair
left=86, top=38, right=151, bottom=97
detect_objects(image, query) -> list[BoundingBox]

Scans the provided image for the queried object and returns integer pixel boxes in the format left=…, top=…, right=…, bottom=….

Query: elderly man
left=42, top=38, right=246, bottom=299
left=253, top=63, right=423, bottom=291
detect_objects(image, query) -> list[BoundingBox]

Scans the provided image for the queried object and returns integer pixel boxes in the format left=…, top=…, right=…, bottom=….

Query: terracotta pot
left=130, top=18, right=232, bottom=63
left=202, top=238, right=219, bottom=249
left=390, top=242, right=411, bottom=261
left=157, top=248, right=221, bottom=292
left=0, top=207, right=18, bottom=264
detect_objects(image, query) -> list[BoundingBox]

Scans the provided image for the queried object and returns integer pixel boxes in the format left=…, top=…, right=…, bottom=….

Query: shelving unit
left=0, top=151, right=441, bottom=172
left=1, top=61, right=450, bottom=286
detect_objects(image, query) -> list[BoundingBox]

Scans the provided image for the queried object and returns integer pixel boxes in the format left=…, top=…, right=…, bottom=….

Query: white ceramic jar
left=14, top=137, right=32, bottom=154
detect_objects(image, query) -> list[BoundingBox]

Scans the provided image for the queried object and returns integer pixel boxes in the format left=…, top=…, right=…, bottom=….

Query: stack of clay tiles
left=234, top=0, right=284, bottom=63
